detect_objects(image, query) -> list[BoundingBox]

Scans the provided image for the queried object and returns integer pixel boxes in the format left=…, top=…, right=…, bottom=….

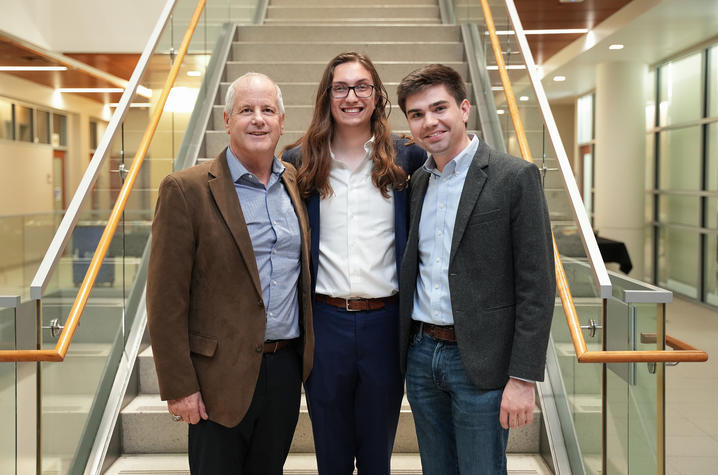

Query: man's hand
left=168, top=391, right=209, bottom=424
left=499, top=378, right=534, bottom=429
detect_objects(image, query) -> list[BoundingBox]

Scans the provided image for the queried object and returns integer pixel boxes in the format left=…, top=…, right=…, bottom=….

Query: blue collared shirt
left=226, top=148, right=301, bottom=340
left=412, top=135, right=479, bottom=326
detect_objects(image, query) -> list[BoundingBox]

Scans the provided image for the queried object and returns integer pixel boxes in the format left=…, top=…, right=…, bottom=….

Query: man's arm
left=147, top=175, right=202, bottom=407
left=501, top=162, right=556, bottom=428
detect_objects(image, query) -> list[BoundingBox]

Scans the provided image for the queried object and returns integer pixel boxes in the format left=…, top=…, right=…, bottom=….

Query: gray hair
left=224, top=72, right=285, bottom=116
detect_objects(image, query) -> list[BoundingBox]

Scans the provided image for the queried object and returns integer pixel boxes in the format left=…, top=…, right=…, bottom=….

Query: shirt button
left=435, top=258, right=440, bottom=263
left=272, top=220, right=277, bottom=225
left=433, top=311, right=439, bottom=316
left=437, top=231, right=442, bottom=236
left=434, top=284, right=439, bottom=289
left=272, top=280, right=277, bottom=285
left=439, top=204, right=444, bottom=209
left=269, top=312, right=274, bottom=317
left=256, top=344, right=263, bottom=353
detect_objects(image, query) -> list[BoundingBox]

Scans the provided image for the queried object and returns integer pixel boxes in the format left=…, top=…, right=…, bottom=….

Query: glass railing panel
left=0, top=305, right=16, bottom=475
left=34, top=2, right=260, bottom=472
left=0, top=213, right=62, bottom=299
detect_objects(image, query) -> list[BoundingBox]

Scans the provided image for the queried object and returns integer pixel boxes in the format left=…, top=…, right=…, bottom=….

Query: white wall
left=0, top=0, right=165, bottom=53
left=0, top=141, right=53, bottom=215
left=0, top=73, right=108, bottom=216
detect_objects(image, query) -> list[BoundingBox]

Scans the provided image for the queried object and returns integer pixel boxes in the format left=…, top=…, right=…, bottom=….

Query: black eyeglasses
left=329, top=83, right=376, bottom=99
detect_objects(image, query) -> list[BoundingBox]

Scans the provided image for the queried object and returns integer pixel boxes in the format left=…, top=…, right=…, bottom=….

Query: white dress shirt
left=315, top=138, right=397, bottom=299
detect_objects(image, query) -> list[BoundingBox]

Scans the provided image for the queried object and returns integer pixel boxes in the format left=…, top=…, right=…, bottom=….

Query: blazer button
left=255, top=344, right=263, bottom=353
left=257, top=299, right=263, bottom=307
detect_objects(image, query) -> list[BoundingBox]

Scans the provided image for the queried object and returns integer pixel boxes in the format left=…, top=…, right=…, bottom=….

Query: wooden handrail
left=0, top=0, right=207, bottom=362
left=479, top=0, right=708, bottom=365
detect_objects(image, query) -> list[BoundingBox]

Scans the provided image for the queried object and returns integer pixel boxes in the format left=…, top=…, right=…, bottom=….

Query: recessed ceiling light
left=0, top=66, right=68, bottom=71
left=108, top=102, right=152, bottom=108
left=519, top=96, right=529, bottom=101
left=57, top=88, right=124, bottom=93
left=491, top=86, right=504, bottom=91
left=490, top=29, right=588, bottom=35
left=553, top=76, right=566, bottom=82
left=609, top=44, right=624, bottom=50
left=187, top=70, right=201, bottom=77
left=486, top=65, right=526, bottom=70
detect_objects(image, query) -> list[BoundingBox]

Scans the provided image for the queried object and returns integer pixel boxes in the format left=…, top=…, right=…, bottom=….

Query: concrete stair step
left=234, top=25, right=461, bottom=43
left=264, top=5, right=440, bottom=21
left=224, top=61, right=468, bottom=84
left=264, top=18, right=442, bottom=25
left=120, top=392, right=541, bottom=454
left=209, top=105, right=480, bottom=133
left=272, top=0, right=438, bottom=4
left=104, top=453, right=553, bottom=474
left=231, top=41, right=465, bottom=62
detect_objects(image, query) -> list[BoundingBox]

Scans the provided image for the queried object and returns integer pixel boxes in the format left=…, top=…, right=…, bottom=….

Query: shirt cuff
left=510, top=376, right=535, bottom=384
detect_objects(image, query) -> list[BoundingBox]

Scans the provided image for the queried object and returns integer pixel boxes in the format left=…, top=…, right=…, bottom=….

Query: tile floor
left=665, top=297, right=718, bottom=475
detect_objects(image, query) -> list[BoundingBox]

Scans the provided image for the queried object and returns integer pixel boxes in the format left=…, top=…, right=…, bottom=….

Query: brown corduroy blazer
left=146, top=148, right=313, bottom=428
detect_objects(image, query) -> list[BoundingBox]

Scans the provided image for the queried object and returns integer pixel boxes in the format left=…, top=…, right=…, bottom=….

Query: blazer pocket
left=469, top=208, right=503, bottom=226
left=189, top=332, right=218, bottom=357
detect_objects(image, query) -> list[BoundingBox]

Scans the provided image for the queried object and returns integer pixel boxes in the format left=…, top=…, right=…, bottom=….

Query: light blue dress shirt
left=412, top=135, right=479, bottom=326
left=226, top=148, right=301, bottom=340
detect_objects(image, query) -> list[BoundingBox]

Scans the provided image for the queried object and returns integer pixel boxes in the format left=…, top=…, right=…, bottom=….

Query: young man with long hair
left=283, top=52, right=425, bottom=474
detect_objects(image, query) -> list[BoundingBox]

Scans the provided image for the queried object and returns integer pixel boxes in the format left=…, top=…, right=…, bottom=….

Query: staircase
left=104, top=0, right=553, bottom=472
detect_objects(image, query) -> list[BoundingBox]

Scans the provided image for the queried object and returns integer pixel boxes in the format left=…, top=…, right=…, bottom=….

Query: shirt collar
left=422, top=134, right=479, bottom=177
left=329, top=135, right=375, bottom=162
left=226, top=146, right=284, bottom=184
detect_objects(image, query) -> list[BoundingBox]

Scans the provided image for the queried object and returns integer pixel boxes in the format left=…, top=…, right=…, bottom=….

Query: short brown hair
left=397, top=64, right=468, bottom=114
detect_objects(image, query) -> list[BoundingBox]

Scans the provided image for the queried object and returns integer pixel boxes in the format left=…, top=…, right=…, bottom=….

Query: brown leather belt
left=263, top=339, right=292, bottom=354
left=315, top=293, right=397, bottom=312
left=414, top=321, right=457, bottom=342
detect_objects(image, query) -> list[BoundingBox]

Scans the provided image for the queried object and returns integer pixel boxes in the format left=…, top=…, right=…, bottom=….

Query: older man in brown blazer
left=147, top=72, right=313, bottom=474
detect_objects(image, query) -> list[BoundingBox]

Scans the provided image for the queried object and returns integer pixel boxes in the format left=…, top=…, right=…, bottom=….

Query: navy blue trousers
left=305, top=299, right=404, bottom=474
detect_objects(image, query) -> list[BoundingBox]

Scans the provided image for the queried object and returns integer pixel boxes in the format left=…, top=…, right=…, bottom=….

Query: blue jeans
left=406, top=330, right=509, bottom=475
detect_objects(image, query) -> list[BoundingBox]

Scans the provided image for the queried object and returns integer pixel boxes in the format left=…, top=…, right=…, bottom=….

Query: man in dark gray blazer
left=396, top=64, right=555, bottom=474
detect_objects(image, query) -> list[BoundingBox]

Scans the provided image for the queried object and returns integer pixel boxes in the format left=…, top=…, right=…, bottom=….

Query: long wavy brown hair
left=284, top=52, right=406, bottom=199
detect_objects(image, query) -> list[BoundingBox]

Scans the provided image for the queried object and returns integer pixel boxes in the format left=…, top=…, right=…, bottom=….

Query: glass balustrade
left=31, top=1, right=261, bottom=472
left=0, top=304, right=16, bottom=475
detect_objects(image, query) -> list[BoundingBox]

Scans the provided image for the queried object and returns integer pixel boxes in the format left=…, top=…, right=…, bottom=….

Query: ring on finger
left=172, top=414, right=182, bottom=422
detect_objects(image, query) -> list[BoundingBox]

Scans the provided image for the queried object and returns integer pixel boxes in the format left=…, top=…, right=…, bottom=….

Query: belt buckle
left=345, top=298, right=361, bottom=312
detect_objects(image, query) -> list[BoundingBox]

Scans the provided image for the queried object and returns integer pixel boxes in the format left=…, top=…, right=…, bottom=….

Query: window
left=0, top=99, right=12, bottom=140
left=52, top=113, right=67, bottom=147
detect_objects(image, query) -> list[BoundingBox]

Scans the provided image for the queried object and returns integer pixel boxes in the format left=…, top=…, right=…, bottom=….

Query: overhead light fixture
left=497, top=109, right=505, bottom=115
left=108, top=102, right=152, bottom=108
left=609, top=44, right=624, bottom=50
left=57, top=88, right=123, bottom=93
left=0, top=66, right=68, bottom=71
left=486, top=65, right=526, bottom=70
left=489, top=28, right=588, bottom=35
left=519, top=96, right=529, bottom=101
left=187, top=70, right=201, bottom=77
left=491, top=86, right=504, bottom=91
left=164, top=87, right=199, bottom=113
left=553, top=76, right=567, bottom=82
left=137, top=86, right=152, bottom=98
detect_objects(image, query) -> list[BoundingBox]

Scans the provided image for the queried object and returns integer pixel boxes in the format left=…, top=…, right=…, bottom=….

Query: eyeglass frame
left=328, top=83, right=376, bottom=99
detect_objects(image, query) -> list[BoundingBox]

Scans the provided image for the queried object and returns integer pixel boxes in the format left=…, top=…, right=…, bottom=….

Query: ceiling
left=0, top=1, right=692, bottom=104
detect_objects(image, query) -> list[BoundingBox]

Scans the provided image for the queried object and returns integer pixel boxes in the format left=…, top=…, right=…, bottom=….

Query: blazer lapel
left=208, top=149, right=262, bottom=298
left=449, top=143, right=489, bottom=263
left=306, top=192, right=320, bottom=293
left=408, top=169, right=430, bottom=249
